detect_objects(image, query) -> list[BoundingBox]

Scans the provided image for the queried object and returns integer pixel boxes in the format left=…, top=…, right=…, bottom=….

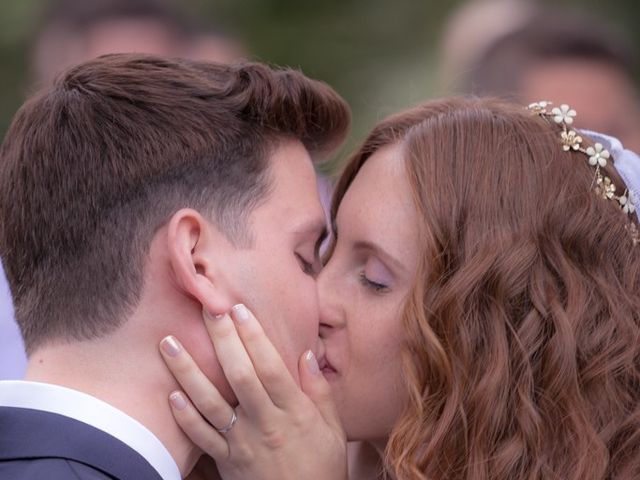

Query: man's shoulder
left=0, top=457, right=115, bottom=479
left=0, top=406, right=164, bottom=480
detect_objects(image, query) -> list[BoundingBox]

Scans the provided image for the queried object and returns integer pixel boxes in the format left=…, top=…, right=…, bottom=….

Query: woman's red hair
left=332, top=97, right=640, bottom=479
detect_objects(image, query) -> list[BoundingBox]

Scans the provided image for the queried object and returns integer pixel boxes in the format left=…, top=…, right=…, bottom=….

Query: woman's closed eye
left=359, top=258, right=393, bottom=293
left=358, top=271, right=389, bottom=293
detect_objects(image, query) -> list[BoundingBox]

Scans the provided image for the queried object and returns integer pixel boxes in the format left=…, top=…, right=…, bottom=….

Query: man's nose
left=317, top=265, right=345, bottom=334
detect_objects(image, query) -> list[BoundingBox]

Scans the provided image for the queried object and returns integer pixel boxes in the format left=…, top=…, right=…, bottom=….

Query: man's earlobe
left=167, top=208, right=232, bottom=315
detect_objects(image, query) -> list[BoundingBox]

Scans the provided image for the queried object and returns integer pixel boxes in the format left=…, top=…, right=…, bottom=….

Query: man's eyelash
left=296, top=253, right=316, bottom=276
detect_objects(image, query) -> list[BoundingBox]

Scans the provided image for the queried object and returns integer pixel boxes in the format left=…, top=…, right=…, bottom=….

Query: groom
left=0, top=54, right=349, bottom=479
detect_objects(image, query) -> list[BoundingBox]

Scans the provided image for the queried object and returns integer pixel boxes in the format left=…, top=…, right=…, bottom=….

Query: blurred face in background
left=520, top=57, right=640, bottom=152
left=32, top=17, right=243, bottom=86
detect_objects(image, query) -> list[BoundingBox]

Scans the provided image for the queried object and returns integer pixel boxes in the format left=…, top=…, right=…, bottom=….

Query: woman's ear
left=166, top=208, right=234, bottom=316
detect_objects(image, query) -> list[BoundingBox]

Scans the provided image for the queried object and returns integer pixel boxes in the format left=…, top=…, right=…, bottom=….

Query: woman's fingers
left=201, top=308, right=273, bottom=416
left=168, top=390, right=229, bottom=459
left=299, top=350, right=344, bottom=434
left=161, top=306, right=348, bottom=480
left=159, top=336, right=238, bottom=435
left=226, top=304, right=303, bottom=409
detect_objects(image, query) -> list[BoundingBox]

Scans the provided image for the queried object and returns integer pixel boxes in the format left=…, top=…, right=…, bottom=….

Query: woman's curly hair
left=332, top=97, right=640, bottom=479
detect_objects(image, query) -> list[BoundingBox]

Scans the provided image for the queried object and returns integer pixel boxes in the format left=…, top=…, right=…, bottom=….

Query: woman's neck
left=347, top=441, right=386, bottom=480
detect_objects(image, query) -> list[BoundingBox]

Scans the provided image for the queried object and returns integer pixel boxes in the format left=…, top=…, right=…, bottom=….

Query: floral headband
left=527, top=100, right=639, bottom=246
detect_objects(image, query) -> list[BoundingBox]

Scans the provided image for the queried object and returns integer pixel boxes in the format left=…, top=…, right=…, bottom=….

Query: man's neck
left=25, top=337, right=201, bottom=478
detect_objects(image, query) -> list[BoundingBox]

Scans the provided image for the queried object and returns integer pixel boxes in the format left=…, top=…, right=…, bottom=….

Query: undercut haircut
left=0, top=54, right=350, bottom=353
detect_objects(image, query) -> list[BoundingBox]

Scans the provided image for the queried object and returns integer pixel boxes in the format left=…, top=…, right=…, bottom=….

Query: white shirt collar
left=0, top=380, right=181, bottom=480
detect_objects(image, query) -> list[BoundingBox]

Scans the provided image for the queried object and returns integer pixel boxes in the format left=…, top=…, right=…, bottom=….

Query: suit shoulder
left=0, top=458, right=115, bottom=479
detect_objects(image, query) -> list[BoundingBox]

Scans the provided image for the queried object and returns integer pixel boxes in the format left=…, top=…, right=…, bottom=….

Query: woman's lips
left=318, top=355, right=337, bottom=376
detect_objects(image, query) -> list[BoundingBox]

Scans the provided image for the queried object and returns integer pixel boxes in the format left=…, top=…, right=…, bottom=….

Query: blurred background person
left=0, top=0, right=246, bottom=380
left=440, top=0, right=640, bottom=151
left=439, top=0, right=535, bottom=95
left=30, top=0, right=246, bottom=87
left=4, top=1, right=637, bottom=151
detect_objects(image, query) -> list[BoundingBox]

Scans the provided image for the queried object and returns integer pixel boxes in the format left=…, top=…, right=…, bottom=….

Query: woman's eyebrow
left=353, top=240, right=407, bottom=274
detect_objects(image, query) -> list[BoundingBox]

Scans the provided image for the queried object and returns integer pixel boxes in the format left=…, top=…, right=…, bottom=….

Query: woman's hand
left=160, top=304, right=347, bottom=480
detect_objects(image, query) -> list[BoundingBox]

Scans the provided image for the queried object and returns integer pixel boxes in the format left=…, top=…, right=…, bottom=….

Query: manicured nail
left=169, top=391, right=187, bottom=410
left=232, top=304, right=250, bottom=323
left=202, top=307, right=225, bottom=322
left=160, top=336, right=181, bottom=357
left=305, top=350, right=320, bottom=375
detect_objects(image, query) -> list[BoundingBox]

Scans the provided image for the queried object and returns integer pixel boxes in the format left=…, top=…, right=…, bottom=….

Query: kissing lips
left=318, top=355, right=337, bottom=377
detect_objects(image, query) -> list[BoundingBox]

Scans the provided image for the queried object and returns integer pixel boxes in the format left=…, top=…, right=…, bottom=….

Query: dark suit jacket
left=0, top=406, right=164, bottom=479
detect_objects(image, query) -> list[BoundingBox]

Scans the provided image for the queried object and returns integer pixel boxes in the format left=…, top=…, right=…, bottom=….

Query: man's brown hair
left=0, top=53, right=350, bottom=353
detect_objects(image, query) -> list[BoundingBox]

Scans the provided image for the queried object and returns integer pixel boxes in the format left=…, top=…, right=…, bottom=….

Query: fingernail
left=161, top=336, right=181, bottom=357
left=232, top=304, right=250, bottom=323
left=305, top=350, right=320, bottom=375
left=202, top=306, right=225, bottom=322
left=169, top=391, right=187, bottom=410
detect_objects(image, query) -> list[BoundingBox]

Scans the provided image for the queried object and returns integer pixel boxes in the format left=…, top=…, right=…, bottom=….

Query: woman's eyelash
left=358, top=272, right=389, bottom=292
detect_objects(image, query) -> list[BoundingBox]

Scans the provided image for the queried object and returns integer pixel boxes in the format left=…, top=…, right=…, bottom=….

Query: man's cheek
left=260, top=318, right=294, bottom=362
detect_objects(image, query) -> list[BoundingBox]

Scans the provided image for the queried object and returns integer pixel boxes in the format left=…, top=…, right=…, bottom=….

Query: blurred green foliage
left=1, top=0, right=639, bottom=167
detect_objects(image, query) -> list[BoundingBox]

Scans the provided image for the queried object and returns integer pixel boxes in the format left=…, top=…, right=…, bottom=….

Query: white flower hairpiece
left=586, top=143, right=610, bottom=168
left=527, top=100, right=639, bottom=246
left=551, top=104, right=577, bottom=125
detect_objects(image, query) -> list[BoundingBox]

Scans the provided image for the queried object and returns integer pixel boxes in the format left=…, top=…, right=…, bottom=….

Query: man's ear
left=166, top=208, right=233, bottom=316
